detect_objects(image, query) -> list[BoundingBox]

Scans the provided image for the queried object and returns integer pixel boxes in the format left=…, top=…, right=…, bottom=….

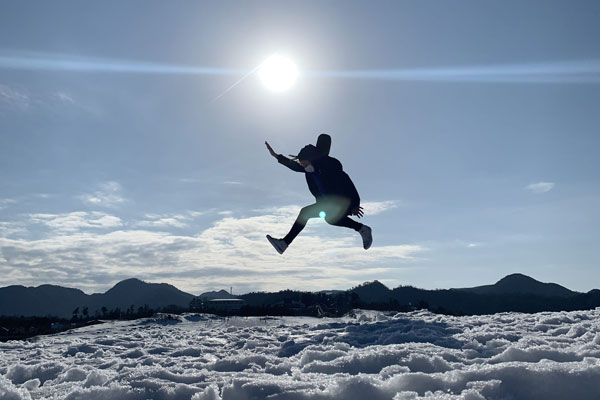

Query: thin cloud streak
left=362, top=200, right=399, bottom=215
left=134, top=211, right=205, bottom=229
left=0, top=84, right=30, bottom=110
left=80, top=181, right=126, bottom=207
left=0, top=198, right=16, bottom=210
left=29, top=212, right=122, bottom=232
left=526, top=182, right=555, bottom=194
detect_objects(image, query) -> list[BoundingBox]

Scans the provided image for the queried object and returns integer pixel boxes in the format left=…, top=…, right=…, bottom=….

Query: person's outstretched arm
left=265, top=141, right=304, bottom=172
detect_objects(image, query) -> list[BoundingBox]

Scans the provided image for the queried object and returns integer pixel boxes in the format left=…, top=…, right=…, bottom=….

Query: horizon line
left=1, top=272, right=589, bottom=297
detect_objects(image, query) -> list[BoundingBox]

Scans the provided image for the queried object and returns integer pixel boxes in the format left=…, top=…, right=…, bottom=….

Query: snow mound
left=0, top=309, right=599, bottom=399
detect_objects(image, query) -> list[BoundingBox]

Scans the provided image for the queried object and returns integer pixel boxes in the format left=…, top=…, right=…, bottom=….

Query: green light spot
left=319, top=211, right=326, bottom=218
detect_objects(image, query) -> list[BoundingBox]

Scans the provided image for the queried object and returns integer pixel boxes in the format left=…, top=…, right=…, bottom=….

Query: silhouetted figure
left=265, top=134, right=372, bottom=254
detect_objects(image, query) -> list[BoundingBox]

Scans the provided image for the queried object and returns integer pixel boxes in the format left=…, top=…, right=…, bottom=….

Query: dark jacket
left=277, top=154, right=360, bottom=210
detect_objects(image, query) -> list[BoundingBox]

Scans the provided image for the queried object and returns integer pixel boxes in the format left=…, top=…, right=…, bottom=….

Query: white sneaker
left=266, top=235, right=288, bottom=254
left=358, top=225, right=372, bottom=250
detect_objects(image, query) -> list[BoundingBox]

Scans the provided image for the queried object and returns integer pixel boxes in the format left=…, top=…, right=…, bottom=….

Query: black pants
left=283, top=197, right=363, bottom=245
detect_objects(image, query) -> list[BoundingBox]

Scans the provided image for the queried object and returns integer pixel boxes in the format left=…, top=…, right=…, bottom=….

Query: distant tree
left=416, top=300, right=429, bottom=310
left=110, top=307, right=122, bottom=319
left=82, top=307, right=89, bottom=319
left=190, top=297, right=203, bottom=311
left=72, top=307, right=79, bottom=321
left=101, top=306, right=107, bottom=317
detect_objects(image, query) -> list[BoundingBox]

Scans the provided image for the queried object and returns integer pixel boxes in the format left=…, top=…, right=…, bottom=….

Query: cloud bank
left=0, top=202, right=422, bottom=294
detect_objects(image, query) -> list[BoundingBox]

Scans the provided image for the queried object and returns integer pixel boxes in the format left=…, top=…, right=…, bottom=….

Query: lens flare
left=319, top=211, right=327, bottom=219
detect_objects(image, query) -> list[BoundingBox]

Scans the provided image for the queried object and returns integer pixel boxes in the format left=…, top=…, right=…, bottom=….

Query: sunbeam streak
left=307, top=60, right=600, bottom=83
left=211, top=64, right=263, bottom=102
left=2, top=52, right=599, bottom=89
left=0, top=52, right=243, bottom=76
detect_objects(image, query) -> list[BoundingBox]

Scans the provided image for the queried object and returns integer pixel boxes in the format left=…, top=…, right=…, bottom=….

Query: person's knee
left=298, top=206, right=314, bottom=222
left=324, top=215, right=341, bottom=225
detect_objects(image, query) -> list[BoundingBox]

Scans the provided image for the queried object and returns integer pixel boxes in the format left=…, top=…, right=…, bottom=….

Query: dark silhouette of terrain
left=457, top=273, right=576, bottom=297
left=197, top=289, right=238, bottom=300
left=1, top=274, right=599, bottom=320
left=240, top=274, right=599, bottom=316
left=0, top=278, right=193, bottom=318
left=0, top=284, right=88, bottom=318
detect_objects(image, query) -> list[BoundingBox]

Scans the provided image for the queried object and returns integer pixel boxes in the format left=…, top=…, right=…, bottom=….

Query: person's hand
left=351, top=206, right=364, bottom=218
left=265, top=141, right=279, bottom=159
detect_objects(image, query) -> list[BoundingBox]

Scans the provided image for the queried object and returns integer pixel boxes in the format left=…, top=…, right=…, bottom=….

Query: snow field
left=1, top=309, right=599, bottom=399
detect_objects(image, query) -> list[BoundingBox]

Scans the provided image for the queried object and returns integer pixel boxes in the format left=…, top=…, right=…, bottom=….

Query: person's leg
left=327, top=215, right=363, bottom=231
left=283, top=203, right=321, bottom=245
left=322, top=197, right=372, bottom=249
left=323, top=198, right=363, bottom=231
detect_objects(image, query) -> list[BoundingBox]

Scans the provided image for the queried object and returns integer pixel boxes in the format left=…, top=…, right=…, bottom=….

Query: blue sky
left=1, top=1, right=599, bottom=295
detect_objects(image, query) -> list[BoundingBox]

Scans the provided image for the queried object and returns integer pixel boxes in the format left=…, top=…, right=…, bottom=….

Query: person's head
left=292, top=145, right=321, bottom=171
left=294, top=145, right=321, bottom=163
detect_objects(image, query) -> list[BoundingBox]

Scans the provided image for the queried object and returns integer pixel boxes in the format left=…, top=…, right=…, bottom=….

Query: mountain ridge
left=455, top=273, right=578, bottom=298
left=0, top=278, right=195, bottom=318
left=0, top=274, right=596, bottom=318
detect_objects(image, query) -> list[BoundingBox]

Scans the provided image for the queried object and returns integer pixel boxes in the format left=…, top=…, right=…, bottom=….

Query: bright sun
left=258, top=55, right=298, bottom=92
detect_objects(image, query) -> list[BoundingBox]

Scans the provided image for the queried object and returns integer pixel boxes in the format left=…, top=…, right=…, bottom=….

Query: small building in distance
left=206, top=298, right=244, bottom=312
left=190, top=288, right=244, bottom=313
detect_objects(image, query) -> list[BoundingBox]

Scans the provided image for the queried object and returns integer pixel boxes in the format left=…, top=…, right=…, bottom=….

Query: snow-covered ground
left=1, top=309, right=600, bottom=400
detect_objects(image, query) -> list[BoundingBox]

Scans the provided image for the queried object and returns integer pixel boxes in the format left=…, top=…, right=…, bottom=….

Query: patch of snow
left=0, top=309, right=599, bottom=399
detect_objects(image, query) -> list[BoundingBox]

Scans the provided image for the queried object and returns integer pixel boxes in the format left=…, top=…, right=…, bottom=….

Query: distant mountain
left=0, top=278, right=194, bottom=318
left=89, top=278, right=194, bottom=310
left=350, top=280, right=393, bottom=303
left=198, top=289, right=238, bottom=300
left=457, top=273, right=578, bottom=298
left=383, top=273, right=591, bottom=315
left=0, top=285, right=88, bottom=318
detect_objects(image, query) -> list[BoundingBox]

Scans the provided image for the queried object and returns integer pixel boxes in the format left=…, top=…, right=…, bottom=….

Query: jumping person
left=264, top=135, right=372, bottom=254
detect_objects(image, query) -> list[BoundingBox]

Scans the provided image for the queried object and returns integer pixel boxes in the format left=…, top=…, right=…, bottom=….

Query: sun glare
left=258, top=55, right=298, bottom=92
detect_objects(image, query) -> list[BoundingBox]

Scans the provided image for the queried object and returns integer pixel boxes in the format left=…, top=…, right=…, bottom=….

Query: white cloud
left=134, top=211, right=207, bottom=229
left=54, top=91, right=74, bottom=103
left=29, top=211, right=122, bottom=232
left=135, top=213, right=194, bottom=229
left=0, top=221, right=27, bottom=238
left=178, top=177, right=206, bottom=184
left=0, top=85, right=80, bottom=113
left=0, top=84, right=30, bottom=110
left=0, top=203, right=424, bottom=294
left=0, top=198, right=16, bottom=210
left=362, top=200, right=399, bottom=215
left=525, top=182, right=555, bottom=194
left=80, top=181, right=126, bottom=207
